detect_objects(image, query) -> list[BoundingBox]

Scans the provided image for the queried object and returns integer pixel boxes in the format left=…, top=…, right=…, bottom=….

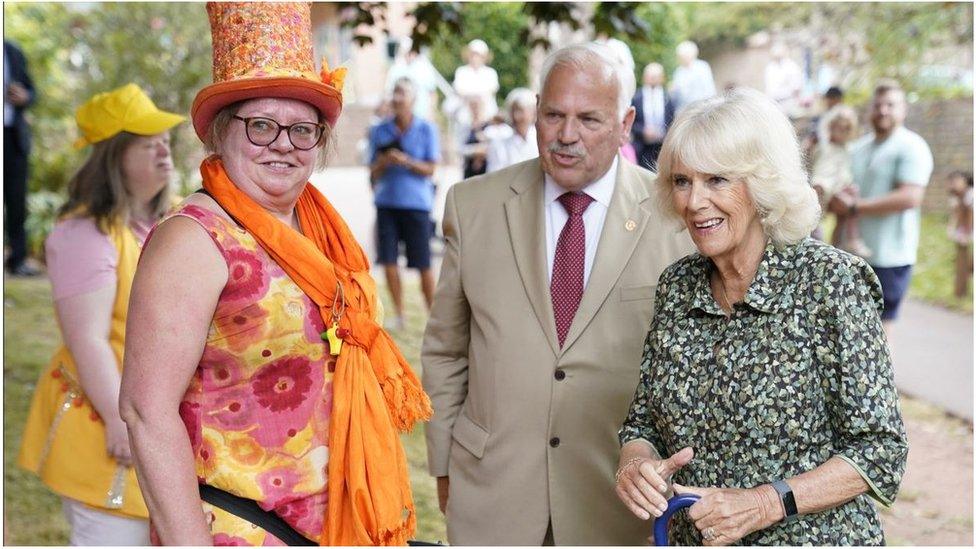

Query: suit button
left=554, top=369, right=566, bottom=381
left=549, top=437, right=560, bottom=448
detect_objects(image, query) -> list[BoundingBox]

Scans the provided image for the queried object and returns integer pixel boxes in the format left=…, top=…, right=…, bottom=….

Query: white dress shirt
left=486, top=126, right=538, bottom=173
left=640, top=85, right=667, bottom=139
left=453, top=64, right=500, bottom=119
left=544, top=157, right=618, bottom=287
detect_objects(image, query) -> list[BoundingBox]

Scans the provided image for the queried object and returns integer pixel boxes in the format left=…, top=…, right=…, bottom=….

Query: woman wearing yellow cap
left=119, top=3, right=430, bottom=546
left=17, top=83, right=184, bottom=545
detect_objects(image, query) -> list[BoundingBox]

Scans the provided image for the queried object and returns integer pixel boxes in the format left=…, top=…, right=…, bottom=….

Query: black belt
left=198, top=484, right=444, bottom=546
left=199, top=484, right=316, bottom=546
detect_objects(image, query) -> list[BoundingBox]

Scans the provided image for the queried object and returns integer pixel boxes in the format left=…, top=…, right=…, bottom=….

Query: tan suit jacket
left=422, top=157, right=694, bottom=545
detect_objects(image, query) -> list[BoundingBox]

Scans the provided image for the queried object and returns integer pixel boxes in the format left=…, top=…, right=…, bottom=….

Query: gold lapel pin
left=625, top=219, right=637, bottom=232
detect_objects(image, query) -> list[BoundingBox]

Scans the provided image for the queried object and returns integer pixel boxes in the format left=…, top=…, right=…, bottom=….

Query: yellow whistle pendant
left=323, top=322, right=344, bottom=356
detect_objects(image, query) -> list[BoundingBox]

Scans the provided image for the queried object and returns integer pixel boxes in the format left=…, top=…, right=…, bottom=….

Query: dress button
left=549, top=437, right=560, bottom=448
left=554, top=369, right=566, bottom=381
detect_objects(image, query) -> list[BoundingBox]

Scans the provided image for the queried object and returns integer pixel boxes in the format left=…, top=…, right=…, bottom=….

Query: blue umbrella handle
left=653, top=493, right=701, bottom=546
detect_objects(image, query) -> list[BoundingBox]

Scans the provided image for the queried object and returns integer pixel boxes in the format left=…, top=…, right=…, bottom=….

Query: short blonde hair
left=655, top=87, right=820, bottom=246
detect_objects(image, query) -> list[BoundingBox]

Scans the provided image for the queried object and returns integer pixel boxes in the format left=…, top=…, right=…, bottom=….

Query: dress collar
left=686, top=239, right=799, bottom=316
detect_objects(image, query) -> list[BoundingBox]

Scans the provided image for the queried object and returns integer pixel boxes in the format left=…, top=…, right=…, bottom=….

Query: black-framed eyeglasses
left=232, top=115, right=326, bottom=150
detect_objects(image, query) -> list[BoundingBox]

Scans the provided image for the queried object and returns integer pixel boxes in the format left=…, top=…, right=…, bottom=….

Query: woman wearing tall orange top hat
left=18, top=83, right=184, bottom=545
left=119, top=3, right=431, bottom=545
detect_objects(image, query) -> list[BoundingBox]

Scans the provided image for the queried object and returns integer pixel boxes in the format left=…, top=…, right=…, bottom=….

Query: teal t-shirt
left=850, top=126, right=933, bottom=267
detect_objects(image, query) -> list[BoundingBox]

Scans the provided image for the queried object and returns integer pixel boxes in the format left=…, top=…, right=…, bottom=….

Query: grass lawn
left=910, top=213, right=972, bottom=313
left=820, top=212, right=972, bottom=313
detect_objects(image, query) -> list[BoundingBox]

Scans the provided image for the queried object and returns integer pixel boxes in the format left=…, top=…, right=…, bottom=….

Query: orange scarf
left=201, top=157, right=432, bottom=545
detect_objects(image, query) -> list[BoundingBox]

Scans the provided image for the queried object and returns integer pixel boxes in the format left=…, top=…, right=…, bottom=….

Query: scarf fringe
left=380, top=369, right=433, bottom=432
left=374, top=510, right=416, bottom=546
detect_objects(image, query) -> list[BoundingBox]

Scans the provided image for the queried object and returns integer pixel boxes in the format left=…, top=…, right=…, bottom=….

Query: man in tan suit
left=422, top=42, right=694, bottom=545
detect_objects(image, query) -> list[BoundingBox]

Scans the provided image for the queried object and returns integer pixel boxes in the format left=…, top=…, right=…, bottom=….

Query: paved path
left=313, top=165, right=974, bottom=421
left=889, top=299, right=973, bottom=421
left=311, top=164, right=461, bottom=271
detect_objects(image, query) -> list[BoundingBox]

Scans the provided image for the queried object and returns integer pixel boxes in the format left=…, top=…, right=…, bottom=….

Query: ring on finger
left=702, top=527, right=716, bottom=541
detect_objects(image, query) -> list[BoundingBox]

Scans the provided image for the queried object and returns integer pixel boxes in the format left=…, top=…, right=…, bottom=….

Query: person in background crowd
left=946, top=170, right=973, bottom=298
left=631, top=62, right=675, bottom=170
left=460, top=96, right=490, bottom=179
left=595, top=31, right=636, bottom=74
left=803, top=86, right=845, bottom=155
left=810, top=105, right=871, bottom=257
left=453, top=39, right=499, bottom=123
left=486, top=87, right=538, bottom=173
left=764, top=42, right=805, bottom=115
left=670, top=40, right=716, bottom=113
left=423, top=41, right=693, bottom=545
left=831, top=80, right=933, bottom=333
left=385, top=36, right=439, bottom=121
left=18, top=83, right=184, bottom=545
left=369, top=77, right=440, bottom=330
left=120, top=4, right=430, bottom=546
left=4, top=39, right=38, bottom=276
left=616, top=87, right=907, bottom=546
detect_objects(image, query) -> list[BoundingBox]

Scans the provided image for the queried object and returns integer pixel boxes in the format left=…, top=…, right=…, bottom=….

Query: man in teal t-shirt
left=831, top=81, right=933, bottom=330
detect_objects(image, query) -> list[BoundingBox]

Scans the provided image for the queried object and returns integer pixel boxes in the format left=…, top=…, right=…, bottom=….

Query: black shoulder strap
left=198, top=484, right=317, bottom=546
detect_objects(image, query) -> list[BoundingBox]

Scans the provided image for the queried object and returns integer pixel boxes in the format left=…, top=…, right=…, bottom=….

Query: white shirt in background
left=640, top=85, right=667, bottom=138
left=543, top=157, right=618, bottom=286
left=486, top=126, right=538, bottom=173
left=453, top=64, right=500, bottom=119
left=765, top=58, right=805, bottom=106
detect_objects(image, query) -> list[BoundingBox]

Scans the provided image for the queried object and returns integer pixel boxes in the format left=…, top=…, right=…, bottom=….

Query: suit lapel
left=504, top=161, right=560, bottom=355
left=560, top=160, right=650, bottom=353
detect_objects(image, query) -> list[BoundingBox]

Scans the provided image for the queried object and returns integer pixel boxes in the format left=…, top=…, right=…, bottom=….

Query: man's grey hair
left=538, top=42, right=636, bottom=121
left=676, top=40, right=699, bottom=60
left=504, top=87, right=536, bottom=114
left=392, top=76, right=417, bottom=101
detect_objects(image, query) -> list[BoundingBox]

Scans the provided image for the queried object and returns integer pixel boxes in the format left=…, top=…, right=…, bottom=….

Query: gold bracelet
left=614, top=457, right=645, bottom=483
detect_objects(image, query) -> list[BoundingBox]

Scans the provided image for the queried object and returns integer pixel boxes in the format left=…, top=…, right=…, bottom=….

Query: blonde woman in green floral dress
left=613, top=88, right=907, bottom=545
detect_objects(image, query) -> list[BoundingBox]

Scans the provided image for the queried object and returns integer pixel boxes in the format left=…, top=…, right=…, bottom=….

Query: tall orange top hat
left=190, top=2, right=346, bottom=141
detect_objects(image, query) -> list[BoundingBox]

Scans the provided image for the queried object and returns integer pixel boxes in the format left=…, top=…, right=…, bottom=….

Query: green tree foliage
left=3, top=3, right=212, bottom=195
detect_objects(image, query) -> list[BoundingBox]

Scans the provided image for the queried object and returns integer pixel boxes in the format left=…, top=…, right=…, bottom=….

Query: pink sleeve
left=45, top=218, right=119, bottom=301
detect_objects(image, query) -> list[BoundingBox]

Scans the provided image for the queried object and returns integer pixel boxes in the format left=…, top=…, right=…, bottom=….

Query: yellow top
left=17, top=219, right=148, bottom=518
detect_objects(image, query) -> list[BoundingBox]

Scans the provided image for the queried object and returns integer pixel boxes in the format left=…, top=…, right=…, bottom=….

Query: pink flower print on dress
left=256, top=466, right=303, bottom=507
left=199, top=345, right=246, bottom=390
left=251, top=357, right=314, bottom=412
left=221, top=246, right=270, bottom=303
left=208, top=386, right=256, bottom=431
left=275, top=493, right=324, bottom=541
left=212, top=302, right=271, bottom=353
left=213, top=533, right=251, bottom=546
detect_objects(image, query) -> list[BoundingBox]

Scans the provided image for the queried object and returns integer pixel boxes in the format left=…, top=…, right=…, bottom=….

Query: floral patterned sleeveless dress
left=158, top=204, right=336, bottom=545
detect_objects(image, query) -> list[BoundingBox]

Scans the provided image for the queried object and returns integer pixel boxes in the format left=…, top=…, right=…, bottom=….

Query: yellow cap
left=73, top=83, right=186, bottom=149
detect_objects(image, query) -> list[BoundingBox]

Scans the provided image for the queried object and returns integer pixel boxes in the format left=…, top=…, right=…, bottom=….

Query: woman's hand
left=104, top=416, right=134, bottom=467
left=615, top=447, right=694, bottom=520
left=673, top=483, right=782, bottom=546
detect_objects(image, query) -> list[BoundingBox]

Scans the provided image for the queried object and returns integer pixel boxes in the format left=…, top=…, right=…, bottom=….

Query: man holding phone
left=368, top=76, right=440, bottom=329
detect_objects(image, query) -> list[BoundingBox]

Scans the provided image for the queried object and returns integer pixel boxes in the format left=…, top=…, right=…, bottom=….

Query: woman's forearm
left=125, top=407, right=212, bottom=545
left=69, top=335, right=124, bottom=422
left=784, top=456, right=869, bottom=516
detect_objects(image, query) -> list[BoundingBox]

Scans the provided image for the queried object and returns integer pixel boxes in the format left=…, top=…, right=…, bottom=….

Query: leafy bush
left=24, top=190, right=66, bottom=264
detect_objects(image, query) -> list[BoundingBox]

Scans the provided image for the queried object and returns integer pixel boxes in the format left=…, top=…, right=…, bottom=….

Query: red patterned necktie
left=551, top=191, right=594, bottom=347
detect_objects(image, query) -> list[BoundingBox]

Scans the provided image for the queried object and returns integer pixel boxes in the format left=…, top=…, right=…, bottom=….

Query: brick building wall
left=904, top=97, right=974, bottom=214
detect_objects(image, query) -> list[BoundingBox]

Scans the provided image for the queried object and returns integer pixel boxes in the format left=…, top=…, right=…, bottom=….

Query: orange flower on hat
left=319, top=57, right=347, bottom=94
